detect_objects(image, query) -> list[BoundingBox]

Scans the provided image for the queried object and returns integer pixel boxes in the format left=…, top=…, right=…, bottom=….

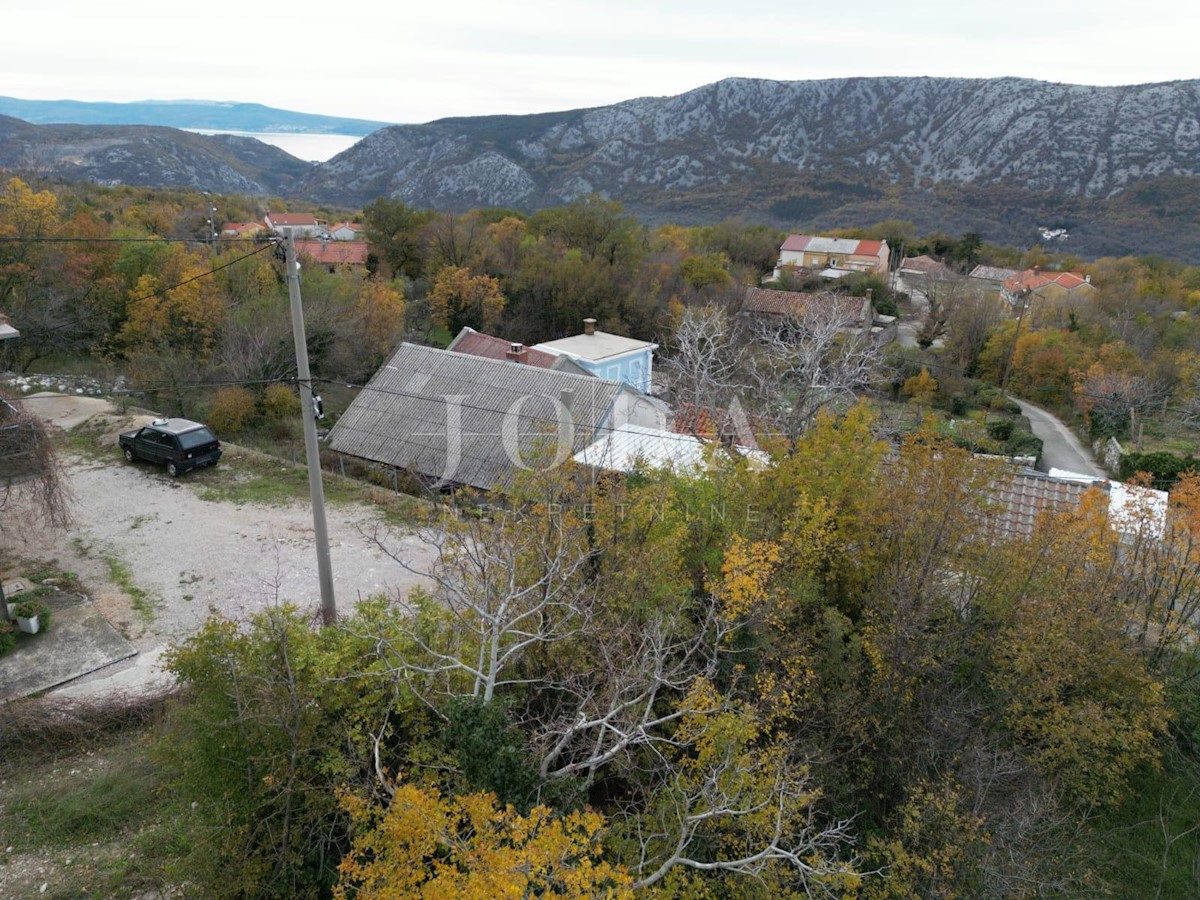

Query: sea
left=185, top=130, right=363, bottom=163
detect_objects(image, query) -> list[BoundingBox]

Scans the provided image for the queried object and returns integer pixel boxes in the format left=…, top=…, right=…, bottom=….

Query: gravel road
left=8, top=396, right=436, bottom=697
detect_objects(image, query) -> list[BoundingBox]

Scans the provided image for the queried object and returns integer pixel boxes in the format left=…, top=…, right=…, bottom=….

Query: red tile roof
left=899, top=254, right=950, bottom=275
left=987, top=471, right=1092, bottom=539
left=671, top=402, right=772, bottom=443
left=447, top=328, right=563, bottom=368
left=294, top=240, right=368, bottom=266
left=780, top=234, right=814, bottom=252
left=780, top=234, right=883, bottom=256
left=1002, top=269, right=1091, bottom=293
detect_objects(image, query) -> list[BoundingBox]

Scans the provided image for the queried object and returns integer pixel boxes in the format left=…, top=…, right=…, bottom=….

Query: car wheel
left=167, top=461, right=179, bottom=477
left=124, top=447, right=134, bottom=462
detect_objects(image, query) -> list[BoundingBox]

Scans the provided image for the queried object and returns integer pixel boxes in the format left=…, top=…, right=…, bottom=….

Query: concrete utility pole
left=283, top=235, right=337, bottom=626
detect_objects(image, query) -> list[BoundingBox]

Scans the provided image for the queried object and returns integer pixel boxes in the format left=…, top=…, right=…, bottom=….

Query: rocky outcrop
left=0, top=117, right=312, bottom=195
left=298, top=75, right=1200, bottom=222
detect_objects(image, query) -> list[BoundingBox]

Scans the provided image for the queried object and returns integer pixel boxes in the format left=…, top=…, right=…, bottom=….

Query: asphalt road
left=1012, top=397, right=1107, bottom=477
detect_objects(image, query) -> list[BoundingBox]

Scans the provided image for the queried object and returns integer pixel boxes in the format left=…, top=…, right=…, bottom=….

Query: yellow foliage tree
left=354, top=278, right=406, bottom=367
left=984, top=490, right=1169, bottom=806
left=336, top=783, right=632, bottom=899
left=901, top=367, right=938, bottom=405
left=0, top=176, right=62, bottom=309
left=429, top=265, right=506, bottom=333
left=117, top=246, right=226, bottom=361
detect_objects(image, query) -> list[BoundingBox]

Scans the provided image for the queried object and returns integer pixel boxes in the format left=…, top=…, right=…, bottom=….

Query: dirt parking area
left=5, top=396, right=436, bottom=697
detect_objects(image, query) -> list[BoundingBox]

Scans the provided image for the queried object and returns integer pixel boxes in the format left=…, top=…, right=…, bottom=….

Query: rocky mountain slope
left=5, top=77, right=1200, bottom=259
left=0, top=116, right=313, bottom=195
left=298, top=76, right=1200, bottom=257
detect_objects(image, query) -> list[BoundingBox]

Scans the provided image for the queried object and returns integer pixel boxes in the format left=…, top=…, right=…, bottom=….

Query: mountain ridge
left=294, top=75, right=1200, bottom=258
left=0, top=117, right=313, bottom=195
left=4, top=77, right=1200, bottom=259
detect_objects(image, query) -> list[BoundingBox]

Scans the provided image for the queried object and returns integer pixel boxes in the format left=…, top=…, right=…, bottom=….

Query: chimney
left=1085, top=274, right=1091, bottom=284
left=583, top=318, right=597, bottom=336
left=506, top=342, right=528, bottom=363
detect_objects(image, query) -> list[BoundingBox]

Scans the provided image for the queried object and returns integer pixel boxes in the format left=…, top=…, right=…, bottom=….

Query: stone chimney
left=506, top=342, right=528, bottom=363
left=583, top=318, right=597, bottom=336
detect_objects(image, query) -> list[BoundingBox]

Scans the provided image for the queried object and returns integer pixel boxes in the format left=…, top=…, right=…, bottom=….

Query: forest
left=2, top=175, right=1200, bottom=896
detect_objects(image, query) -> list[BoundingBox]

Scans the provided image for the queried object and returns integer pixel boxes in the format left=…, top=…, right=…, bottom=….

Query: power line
left=124, top=241, right=275, bottom=305
left=0, top=236, right=265, bottom=244
left=315, top=375, right=764, bottom=450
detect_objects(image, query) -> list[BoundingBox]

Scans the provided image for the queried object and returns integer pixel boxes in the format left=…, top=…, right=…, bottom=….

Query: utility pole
left=999, top=293, right=1030, bottom=394
left=283, top=235, right=337, bottom=626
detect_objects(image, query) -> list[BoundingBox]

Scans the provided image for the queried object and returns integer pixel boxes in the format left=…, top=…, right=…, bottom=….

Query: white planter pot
left=16, top=614, right=39, bottom=635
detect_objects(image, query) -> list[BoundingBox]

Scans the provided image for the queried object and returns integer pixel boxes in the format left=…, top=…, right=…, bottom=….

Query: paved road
left=1011, top=397, right=1107, bottom=477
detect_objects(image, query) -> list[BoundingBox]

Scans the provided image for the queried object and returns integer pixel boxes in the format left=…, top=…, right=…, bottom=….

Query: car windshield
left=178, top=427, right=217, bottom=450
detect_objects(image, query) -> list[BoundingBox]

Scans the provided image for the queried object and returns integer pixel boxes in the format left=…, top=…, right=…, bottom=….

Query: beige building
left=773, top=234, right=890, bottom=278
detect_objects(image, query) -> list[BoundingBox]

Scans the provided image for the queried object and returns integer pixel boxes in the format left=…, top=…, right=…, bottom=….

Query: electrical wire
left=123, top=241, right=276, bottom=305
left=0, top=236, right=265, bottom=244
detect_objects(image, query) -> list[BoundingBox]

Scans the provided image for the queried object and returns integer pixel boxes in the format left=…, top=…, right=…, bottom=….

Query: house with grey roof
left=967, top=265, right=1020, bottom=292
left=326, top=343, right=665, bottom=492
left=533, top=319, right=658, bottom=393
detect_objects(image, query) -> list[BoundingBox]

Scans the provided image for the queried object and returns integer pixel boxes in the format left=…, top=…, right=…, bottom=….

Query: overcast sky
left=7, top=1, right=1196, bottom=125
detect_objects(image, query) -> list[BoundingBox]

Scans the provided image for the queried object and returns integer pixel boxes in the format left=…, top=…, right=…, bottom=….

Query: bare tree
left=363, top=506, right=596, bottom=705
left=661, top=305, right=746, bottom=415
left=944, top=286, right=1006, bottom=376
left=622, top=703, right=859, bottom=893
left=1076, top=367, right=1171, bottom=439
left=746, top=297, right=886, bottom=443
left=536, top=595, right=732, bottom=785
left=0, top=396, right=72, bottom=622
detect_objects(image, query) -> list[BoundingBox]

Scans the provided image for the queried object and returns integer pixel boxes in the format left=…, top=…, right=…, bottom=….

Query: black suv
left=119, top=418, right=222, bottom=477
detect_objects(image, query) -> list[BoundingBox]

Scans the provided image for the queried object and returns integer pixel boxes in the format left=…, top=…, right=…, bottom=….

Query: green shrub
left=986, top=419, right=1015, bottom=441
left=949, top=396, right=969, bottom=416
left=1005, top=431, right=1044, bottom=460
left=261, top=383, right=300, bottom=421
left=0, top=620, right=15, bottom=655
left=1119, top=451, right=1200, bottom=490
left=207, top=386, right=257, bottom=435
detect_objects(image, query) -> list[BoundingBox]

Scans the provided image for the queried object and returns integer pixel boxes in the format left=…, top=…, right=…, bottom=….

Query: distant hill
left=0, top=97, right=393, bottom=136
left=0, top=116, right=312, bottom=195
left=7, top=78, right=1200, bottom=261
left=296, top=76, right=1200, bottom=260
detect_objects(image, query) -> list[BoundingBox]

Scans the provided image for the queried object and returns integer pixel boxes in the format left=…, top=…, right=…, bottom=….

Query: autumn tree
left=533, top=194, right=639, bottom=266
left=423, top=210, right=487, bottom=273
left=362, top=196, right=429, bottom=279
left=428, top=265, right=505, bottom=334
left=679, top=252, right=732, bottom=291
left=336, top=782, right=632, bottom=899
left=161, top=602, right=414, bottom=897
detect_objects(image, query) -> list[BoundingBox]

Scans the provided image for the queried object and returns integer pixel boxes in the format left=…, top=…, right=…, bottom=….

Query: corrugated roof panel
left=327, top=343, right=625, bottom=490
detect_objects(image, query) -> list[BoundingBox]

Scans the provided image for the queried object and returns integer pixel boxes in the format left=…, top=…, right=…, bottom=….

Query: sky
left=6, top=1, right=1198, bottom=125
